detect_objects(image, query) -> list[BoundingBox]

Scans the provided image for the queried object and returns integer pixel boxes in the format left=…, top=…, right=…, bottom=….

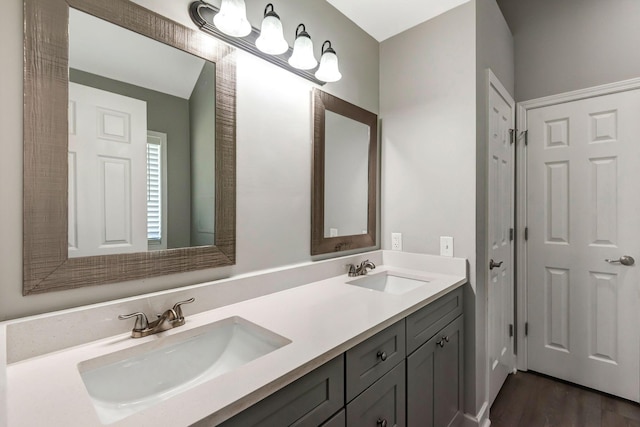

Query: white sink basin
left=78, top=316, right=291, bottom=424
left=347, top=271, right=430, bottom=295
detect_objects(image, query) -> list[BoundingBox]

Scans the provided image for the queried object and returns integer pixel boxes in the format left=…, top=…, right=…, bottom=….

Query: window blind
left=146, top=141, right=162, bottom=242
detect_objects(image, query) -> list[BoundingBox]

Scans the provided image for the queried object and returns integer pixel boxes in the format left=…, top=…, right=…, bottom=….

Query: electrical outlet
left=440, top=236, right=453, bottom=257
left=391, top=233, right=402, bottom=251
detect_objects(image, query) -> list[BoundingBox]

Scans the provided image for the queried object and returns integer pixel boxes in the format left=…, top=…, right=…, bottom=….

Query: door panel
left=488, top=74, right=515, bottom=406
left=68, top=82, right=147, bottom=257
left=527, top=89, right=640, bottom=401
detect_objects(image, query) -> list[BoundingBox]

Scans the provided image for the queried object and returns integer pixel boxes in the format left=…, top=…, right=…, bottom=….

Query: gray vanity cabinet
left=346, top=360, right=406, bottom=427
left=217, top=355, right=344, bottom=427
left=407, top=315, right=464, bottom=427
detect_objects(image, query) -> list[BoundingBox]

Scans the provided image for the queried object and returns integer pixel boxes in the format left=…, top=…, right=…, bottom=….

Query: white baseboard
left=462, top=401, right=490, bottom=427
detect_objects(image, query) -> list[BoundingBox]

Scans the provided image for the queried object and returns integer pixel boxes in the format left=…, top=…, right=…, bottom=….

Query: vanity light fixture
left=189, top=1, right=326, bottom=85
left=315, top=40, right=342, bottom=83
left=288, top=24, right=318, bottom=70
left=213, top=0, right=251, bottom=37
left=255, top=3, right=288, bottom=55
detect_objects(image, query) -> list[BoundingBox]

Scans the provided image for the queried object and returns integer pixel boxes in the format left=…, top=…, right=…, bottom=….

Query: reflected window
left=147, top=132, right=168, bottom=250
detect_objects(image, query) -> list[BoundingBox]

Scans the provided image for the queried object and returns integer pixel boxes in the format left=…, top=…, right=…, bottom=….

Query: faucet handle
left=347, top=264, right=357, bottom=277
left=118, top=312, right=149, bottom=331
left=172, top=298, right=195, bottom=319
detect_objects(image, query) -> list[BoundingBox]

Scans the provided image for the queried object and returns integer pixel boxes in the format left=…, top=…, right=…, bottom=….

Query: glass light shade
left=213, top=0, right=251, bottom=38
left=256, top=15, right=288, bottom=55
left=288, top=35, right=317, bottom=70
left=315, top=50, right=342, bottom=82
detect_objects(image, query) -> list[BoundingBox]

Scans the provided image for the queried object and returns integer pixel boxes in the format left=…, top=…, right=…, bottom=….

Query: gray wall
left=475, top=0, right=514, bottom=416
left=69, top=68, right=192, bottom=249
left=189, top=62, right=216, bottom=247
left=497, top=0, right=640, bottom=101
left=0, top=0, right=379, bottom=320
left=380, top=3, right=476, bottom=279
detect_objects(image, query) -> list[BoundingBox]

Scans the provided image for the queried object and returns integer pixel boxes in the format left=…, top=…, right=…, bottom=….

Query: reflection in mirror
left=23, top=0, right=236, bottom=294
left=68, top=9, right=216, bottom=257
left=311, top=88, right=378, bottom=255
left=324, top=111, right=369, bottom=237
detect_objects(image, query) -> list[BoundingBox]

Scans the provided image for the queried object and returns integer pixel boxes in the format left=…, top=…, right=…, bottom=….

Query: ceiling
left=326, top=0, right=471, bottom=42
left=69, top=9, right=206, bottom=99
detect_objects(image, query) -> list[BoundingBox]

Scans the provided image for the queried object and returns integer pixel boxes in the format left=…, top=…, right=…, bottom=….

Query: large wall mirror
left=23, top=0, right=236, bottom=294
left=311, top=89, right=378, bottom=255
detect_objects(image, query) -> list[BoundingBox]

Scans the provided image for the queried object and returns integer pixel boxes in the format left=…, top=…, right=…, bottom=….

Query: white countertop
left=6, top=263, right=466, bottom=427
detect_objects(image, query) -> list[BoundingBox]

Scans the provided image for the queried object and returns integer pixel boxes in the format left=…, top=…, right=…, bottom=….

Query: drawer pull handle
left=437, top=335, right=449, bottom=348
left=377, top=418, right=388, bottom=427
left=377, top=350, right=388, bottom=361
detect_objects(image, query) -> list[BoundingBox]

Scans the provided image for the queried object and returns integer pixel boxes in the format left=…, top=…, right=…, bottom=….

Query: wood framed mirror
left=311, top=88, right=378, bottom=255
left=23, top=0, right=236, bottom=294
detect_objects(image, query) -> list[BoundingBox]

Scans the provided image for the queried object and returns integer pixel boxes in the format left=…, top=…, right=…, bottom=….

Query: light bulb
left=213, top=0, right=251, bottom=38
left=315, top=41, right=342, bottom=82
left=256, top=4, right=288, bottom=55
left=288, top=24, right=317, bottom=70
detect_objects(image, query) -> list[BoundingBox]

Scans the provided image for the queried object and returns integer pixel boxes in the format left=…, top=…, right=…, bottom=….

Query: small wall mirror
left=311, top=89, right=378, bottom=255
left=23, top=0, right=236, bottom=294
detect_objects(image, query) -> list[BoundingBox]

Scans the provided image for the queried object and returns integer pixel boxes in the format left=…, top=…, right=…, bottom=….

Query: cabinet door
left=347, top=360, right=406, bottom=427
left=407, top=315, right=464, bottom=427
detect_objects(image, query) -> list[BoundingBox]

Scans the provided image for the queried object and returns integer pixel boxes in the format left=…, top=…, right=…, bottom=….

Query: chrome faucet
left=119, top=298, right=195, bottom=338
left=347, top=260, right=376, bottom=277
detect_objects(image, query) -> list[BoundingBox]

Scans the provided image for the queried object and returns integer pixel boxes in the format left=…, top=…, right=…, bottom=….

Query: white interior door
left=487, top=72, right=515, bottom=406
left=527, top=89, right=640, bottom=401
left=68, top=82, right=148, bottom=257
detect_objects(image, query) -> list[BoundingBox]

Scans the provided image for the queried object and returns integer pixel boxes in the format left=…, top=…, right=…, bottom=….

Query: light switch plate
left=440, top=236, right=453, bottom=257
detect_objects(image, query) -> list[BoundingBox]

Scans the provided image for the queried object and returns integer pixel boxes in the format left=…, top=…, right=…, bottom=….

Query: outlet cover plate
left=391, top=233, right=402, bottom=251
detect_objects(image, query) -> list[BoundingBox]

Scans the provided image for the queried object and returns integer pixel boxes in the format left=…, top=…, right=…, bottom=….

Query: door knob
left=489, top=259, right=504, bottom=270
left=605, top=255, right=635, bottom=266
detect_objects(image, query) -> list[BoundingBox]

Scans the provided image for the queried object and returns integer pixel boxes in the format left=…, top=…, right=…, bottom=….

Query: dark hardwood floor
left=490, top=371, right=640, bottom=427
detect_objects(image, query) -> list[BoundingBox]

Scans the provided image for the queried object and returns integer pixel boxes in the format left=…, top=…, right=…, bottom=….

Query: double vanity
left=3, top=251, right=466, bottom=426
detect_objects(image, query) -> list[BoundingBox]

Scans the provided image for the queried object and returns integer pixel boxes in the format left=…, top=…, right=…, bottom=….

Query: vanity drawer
left=346, top=360, right=406, bottom=427
left=406, top=287, right=463, bottom=354
left=346, top=319, right=406, bottom=402
left=216, top=355, right=344, bottom=427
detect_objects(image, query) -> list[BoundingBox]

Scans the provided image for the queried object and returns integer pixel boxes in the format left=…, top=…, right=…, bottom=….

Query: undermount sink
left=78, top=316, right=291, bottom=425
left=347, top=271, right=430, bottom=295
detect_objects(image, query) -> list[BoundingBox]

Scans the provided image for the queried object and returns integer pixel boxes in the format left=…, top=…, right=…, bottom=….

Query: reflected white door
left=68, top=82, right=148, bottom=257
left=527, top=89, right=640, bottom=401
left=487, top=72, right=515, bottom=406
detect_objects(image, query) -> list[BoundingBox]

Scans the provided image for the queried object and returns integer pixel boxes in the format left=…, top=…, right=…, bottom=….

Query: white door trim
left=515, top=76, right=640, bottom=371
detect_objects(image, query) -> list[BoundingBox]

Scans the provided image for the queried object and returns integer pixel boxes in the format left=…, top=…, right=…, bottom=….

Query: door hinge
left=509, top=324, right=514, bottom=337
left=509, top=129, right=528, bottom=145
left=525, top=322, right=529, bottom=336
left=524, top=227, right=529, bottom=241
left=509, top=228, right=514, bottom=241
